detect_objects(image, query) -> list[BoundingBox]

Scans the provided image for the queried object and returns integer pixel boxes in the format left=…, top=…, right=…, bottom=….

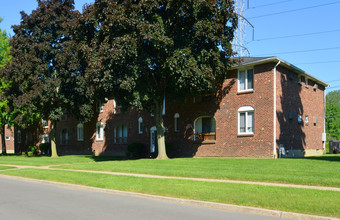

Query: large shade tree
left=84, top=0, right=238, bottom=159
left=0, top=18, right=13, bottom=155
left=2, top=0, right=93, bottom=157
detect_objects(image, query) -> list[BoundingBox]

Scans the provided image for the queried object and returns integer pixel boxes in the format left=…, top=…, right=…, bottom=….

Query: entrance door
left=150, top=126, right=158, bottom=155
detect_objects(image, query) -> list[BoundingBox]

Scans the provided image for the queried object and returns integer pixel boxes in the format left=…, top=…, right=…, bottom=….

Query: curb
left=0, top=174, right=337, bottom=220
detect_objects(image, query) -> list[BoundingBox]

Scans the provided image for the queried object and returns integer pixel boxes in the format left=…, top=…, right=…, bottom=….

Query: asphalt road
left=0, top=176, right=284, bottom=220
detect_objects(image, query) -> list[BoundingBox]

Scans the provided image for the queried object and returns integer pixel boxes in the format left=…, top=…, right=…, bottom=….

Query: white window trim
left=238, top=68, right=254, bottom=92
left=138, top=117, right=143, bottom=134
left=238, top=106, right=255, bottom=135
left=96, top=122, right=104, bottom=141
left=174, top=113, right=180, bottom=132
left=77, top=123, right=84, bottom=141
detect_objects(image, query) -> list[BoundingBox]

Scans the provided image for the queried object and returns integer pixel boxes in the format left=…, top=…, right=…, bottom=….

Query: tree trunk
left=50, top=121, right=58, bottom=158
left=1, top=125, right=6, bottom=155
left=154, top=100, right=168, bottom=160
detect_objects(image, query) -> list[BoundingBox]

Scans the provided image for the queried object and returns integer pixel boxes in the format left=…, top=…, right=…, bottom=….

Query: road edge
left=0, top=174, right=337, bottom=220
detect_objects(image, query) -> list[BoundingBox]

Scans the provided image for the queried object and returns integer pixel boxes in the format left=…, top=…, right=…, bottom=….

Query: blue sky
left=0, top=0, right=339, bottom=93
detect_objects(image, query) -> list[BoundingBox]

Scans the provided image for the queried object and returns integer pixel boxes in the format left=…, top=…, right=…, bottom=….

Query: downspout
left=273, top=60, right=281, bottom=158
left=323, top=86, right=328, bottom=153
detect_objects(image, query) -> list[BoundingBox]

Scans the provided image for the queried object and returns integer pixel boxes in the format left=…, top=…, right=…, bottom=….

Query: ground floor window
left=96, top=122, right=103, bottom=141
left=194, top=116, right=216, bottom=141
left=114, top=124, right=128, bottom=143
left=77, top=123, right=84, bottom=141
left=238, top=106, right=254, bottom=135
left=60, top=129, right=69, bottom=145
left=42, top=134, right=49, bottom=143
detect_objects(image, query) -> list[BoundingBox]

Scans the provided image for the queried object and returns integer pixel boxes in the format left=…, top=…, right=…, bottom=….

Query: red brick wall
left=0, top=125, right=15, bottom=154
left=276, top=65, right=325, bottom=156
left=53, top=62, right=325, bottom=158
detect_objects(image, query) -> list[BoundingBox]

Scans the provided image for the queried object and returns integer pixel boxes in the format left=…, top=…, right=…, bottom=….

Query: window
left=5, top=136, right=10, bottom=141
left=77, top=123, right=84, bottom=141
left=238, top=106, right=254, bottom=135
left=174, top=113, right=180, bottom=132
left=113, top=99, right=123, bottom=114
left=298, top=114, right=303, bottom=123
left=194, top=116, right=216, bottom=141
left=305, top=115, right=309, bottom=124
left=17, top=130, right=21, bottom=144
left=238, top=69, right=254, bottom=92
left=98, top=101, right=104, bottom=113
left=297, top=75, right=302, bottom=84
left=26, top=132, right=33, bottom=143
left=114, top=124, right=128, bottom=143
left=138, top=117, right=143, bottom=134
left=305, top=78, right=309, bottom=86
left=42, top=119, right=48, bottom=128
left=96, top=122, right=103, bottom=141
left=60, top=129, right=69, bottom=145
left=42, top=134, right=49, bottom=143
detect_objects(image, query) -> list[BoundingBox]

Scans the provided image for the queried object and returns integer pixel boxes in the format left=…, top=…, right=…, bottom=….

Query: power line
left=249, top=1, right=340, bottom=19
left=296, top=61, right=340, bottom=65
left=327, top=79, right=340, bottom=83
left=248, top=0, right=293, bottom=10
left=250, top=29, right=340, bottom=42
left=253, top=46, right=340, bottom=56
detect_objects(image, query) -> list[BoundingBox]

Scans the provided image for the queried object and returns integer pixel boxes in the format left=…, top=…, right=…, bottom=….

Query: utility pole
left=233, top=0, right=254, bottom=57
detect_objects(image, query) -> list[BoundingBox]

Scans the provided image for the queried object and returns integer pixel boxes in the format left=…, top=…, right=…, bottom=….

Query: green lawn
left=1, top=168, right=338, bottom=218
left=0, top=155, right=96, bottom=166
left=1, top=155, right=339, bottom=187
left=0, top=166, right=15, bottom=170
left=56, top=156, right=340, bottom=187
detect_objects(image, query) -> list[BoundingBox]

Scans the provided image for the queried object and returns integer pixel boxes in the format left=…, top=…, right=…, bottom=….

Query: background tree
left=2, top=0, right=93, bottom=157
left=0, top=18, right=12, bottom=155
left=85, top=0, right=238, bottom=159
left=326, top=89, right=340, bottom=140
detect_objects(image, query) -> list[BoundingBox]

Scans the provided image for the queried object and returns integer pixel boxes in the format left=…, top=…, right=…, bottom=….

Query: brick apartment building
left=1, top=56, right=328, bottom=158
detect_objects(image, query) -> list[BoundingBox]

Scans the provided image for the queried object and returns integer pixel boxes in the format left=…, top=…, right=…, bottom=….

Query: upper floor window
left=113, top=99, right=123, bottom=114
left=138, top=117, right=143, bottom=134
left=114, top=124, right=128, bottom=144
left=98, top=101, right=104, bottom=113
left=238, top=106, right=254, bottom=135
left=77, top=123, right=84, bottom=141
left=42, top=119, right=48, bottom=128
left=96, top=122, right=104, bottom=141
left=174, top=113, right=180, bottom=132
left=238, top=69, right=254, bottom=92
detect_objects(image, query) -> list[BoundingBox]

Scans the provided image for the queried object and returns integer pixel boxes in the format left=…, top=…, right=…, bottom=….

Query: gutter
left=273, top=60, right=281, bottom=158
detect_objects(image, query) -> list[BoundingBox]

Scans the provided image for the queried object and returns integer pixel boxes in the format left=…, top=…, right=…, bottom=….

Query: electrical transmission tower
left=233, top=0, right=253, bottom=57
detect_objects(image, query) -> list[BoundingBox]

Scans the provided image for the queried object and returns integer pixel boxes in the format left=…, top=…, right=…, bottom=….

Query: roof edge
left=230, top=56, right=329, bottom=87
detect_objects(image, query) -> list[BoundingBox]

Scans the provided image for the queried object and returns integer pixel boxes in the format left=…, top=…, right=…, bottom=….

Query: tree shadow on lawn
left=291, top=154, right=340, bottom=162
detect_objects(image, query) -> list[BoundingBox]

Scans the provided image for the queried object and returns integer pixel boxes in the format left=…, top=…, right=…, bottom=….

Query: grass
left=1, top=168, right=338, bottom=218
left=55, top=156, right=340, bottom=187
left=1, top=155, right=340, bottom=187
left=0, top=155, right=97, bottom=166
left=0, top=166, right=15, bottom=170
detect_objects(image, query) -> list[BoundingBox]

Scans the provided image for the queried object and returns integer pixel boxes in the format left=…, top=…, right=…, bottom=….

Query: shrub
left=39, top=143, right=51, bottom=155
left=127, top=142, right=146, bottom=159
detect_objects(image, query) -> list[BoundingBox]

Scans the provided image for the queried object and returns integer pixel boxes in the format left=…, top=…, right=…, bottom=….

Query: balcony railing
left=194, top=132, right=216, bottom=142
